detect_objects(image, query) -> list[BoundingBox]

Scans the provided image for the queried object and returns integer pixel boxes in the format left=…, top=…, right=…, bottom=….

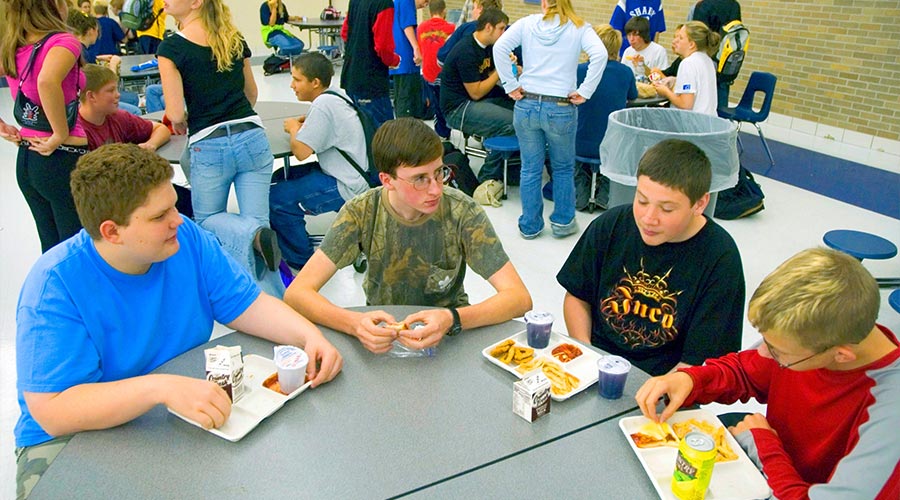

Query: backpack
left=120, top=0, right=160, bottom=31
left=263, top=54, right=291, bottom=76
left=442, top=141, right=478, bottom=196
left=715, top=20, right=749, bottom=85
left=322, top=90, right=380, bottom=187
left=320, top=5, right=341, bottom=20
left=714, top=166, right=765, bottom=220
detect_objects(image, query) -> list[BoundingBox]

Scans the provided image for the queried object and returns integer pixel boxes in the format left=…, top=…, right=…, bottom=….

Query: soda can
left=671, top=431, right=717, bottom=500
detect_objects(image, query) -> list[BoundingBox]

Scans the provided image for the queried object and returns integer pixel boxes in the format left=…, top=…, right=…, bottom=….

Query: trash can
left=599, top=108, right=739, bottom=216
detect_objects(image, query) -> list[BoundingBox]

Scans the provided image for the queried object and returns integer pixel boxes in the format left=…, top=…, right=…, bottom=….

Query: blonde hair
left=748, top=248, right=880, bottom=351
left=198, top=0, right=244, bottom=73
left=543, top=0, right=583, bottom=28
left=677, top=21, right=720, bottom=57
left=0, top=0, right=71, bottom=78
left=594, top=24, right=620, bottom=60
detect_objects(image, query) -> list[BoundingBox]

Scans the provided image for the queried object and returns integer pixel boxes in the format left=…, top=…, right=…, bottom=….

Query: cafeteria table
left=287, top=18, right=345, bottom=52
left=29, top=306, right=650, bottom=499
left=627, top=95, right=669, bottom=108
left=118, top=54, right=160, bottom=95
left=405, top=411, right=659, bottom=498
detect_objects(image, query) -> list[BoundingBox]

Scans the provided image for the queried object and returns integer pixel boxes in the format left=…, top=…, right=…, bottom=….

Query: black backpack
left=442, top=141, right=478, bottom=196
left=714, top=166, right=765, bottom=219
left=262, top=55, right=291, bottom=76
left=323, top=90, right=380, bottom=187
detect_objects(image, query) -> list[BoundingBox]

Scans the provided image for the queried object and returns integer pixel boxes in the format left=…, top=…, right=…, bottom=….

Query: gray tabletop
left=118, top=54, right=159, bottom=81
left=30, top=306, right=649, bottom=499
left=627, top=95, right=669, bottom=108
left=404, top=411, right=660, bottom=499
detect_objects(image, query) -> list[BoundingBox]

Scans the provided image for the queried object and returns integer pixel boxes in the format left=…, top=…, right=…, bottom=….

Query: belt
left=19, top=140, right=89, bottom=155
left=522, top=92, right=571, bottom=105
left=205, top=122, right=260, bottom=140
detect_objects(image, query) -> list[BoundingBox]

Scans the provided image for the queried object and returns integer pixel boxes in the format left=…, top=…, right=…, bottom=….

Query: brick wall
left=447, top=0, right=900, bottom=142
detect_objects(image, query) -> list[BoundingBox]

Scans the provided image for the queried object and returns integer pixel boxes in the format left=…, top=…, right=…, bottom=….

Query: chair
left=482, top=136, right=519, bottom=199
left=890, top=289, right=900, bottom=314
left=575, top=155, right=604, bottom=213
left=823, top=229, right=899, bottom=288
left=718, top=71, right=778, bottom=168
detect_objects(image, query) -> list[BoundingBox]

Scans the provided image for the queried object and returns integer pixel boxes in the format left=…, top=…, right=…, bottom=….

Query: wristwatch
left=446, top=307, right=462, bottom=337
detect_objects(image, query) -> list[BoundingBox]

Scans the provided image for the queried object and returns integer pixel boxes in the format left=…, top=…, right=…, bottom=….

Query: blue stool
left=575, top=155, right=603, bottom=213
left=823, top=229, right=899, bottom=288
left=483, top=135, right=519, bottom=200
left=890, top=289, right=900, bottom=314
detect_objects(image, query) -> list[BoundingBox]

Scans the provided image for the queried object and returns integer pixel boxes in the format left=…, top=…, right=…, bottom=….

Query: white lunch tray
left=482, top=330, right=602, bottom=401
left=619, top=409, right=771, bottom=499
left=169, top=354, right=311, bottom=442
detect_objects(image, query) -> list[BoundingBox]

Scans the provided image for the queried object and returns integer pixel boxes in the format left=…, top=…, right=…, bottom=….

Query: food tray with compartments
left=618, top=409, right=771, bottom=499
left=481, top=330, right=602, bottom=401
left=169, top=354, right=311, bottom=442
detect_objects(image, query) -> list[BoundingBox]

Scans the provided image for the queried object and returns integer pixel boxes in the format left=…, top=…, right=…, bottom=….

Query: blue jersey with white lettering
left=610, top=0, right=666, bottom=56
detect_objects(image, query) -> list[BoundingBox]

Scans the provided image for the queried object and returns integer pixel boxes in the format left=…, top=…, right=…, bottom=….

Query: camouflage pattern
left=320, top=187, right=509, bottom=307
left=16, top=435, right=72, bottom=499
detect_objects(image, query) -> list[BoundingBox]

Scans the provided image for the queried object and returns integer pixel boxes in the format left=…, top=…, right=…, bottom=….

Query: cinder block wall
left=447, top=0, right=900, bottom=143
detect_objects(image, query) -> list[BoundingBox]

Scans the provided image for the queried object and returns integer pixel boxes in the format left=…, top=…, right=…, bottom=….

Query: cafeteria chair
left=483, top=135, right=519, bottom=200
left=890, top=289, right=900, bottom=314
left=575, top=155, right=604, bottom=213
left=718, top=71, right=778, bottom=169
left=823, top=229, right=900, bottom=288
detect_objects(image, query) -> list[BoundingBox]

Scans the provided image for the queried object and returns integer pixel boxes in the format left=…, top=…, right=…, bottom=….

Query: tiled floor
left=1, top=65, right=899, bottom=495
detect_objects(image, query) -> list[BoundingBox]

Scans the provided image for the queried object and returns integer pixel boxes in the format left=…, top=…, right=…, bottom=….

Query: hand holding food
left=635, top=371, right=694, bottom=423
left=353, top=311, right=401, bottom=354
left=395, top=309, right=453, bottom=349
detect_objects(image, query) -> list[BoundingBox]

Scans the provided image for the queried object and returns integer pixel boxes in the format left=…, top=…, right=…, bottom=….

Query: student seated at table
left=269, top=52, right=370, bottom=272
left=652, top=21, right=719, bottom=116
left=14, top=144, right=343, bottom=499
left=557, top=139, right=744, bottom=376
left=621, top=16, right=668, bottom=80
left=636, top=248, right=900, bottom=498
left=260, top=0, right=305, bottom=57
left=284, top=117, right=532, bottom=354
left=76, top=63, right=192, bottom=217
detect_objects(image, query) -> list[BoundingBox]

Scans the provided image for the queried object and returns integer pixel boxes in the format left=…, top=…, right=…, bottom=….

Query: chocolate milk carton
left=513, top=371, right=551, bottom=422
left=204, top=345, right=245, bottom=403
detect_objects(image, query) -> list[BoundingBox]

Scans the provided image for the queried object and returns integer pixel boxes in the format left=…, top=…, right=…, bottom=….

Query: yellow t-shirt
left=136, top=0, right=167, bottom=40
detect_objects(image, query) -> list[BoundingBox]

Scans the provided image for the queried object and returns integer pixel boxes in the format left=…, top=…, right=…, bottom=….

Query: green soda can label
left=671, top=431, right=717, bottom=500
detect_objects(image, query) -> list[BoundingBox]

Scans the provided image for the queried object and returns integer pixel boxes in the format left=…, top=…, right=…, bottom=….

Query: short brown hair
left=429, top=0, right=446, bottom=16
left=67, top=8, right=98, bottom=36
left=71, top=144, right=174, bottom=239
left=636, top=139, right=711, bottom=204
left=291, top=52, right=334, bottom=87
left=372, top=118, right=443, bottom=176
left=475, top=0, right=502, bottom=11
left=748, top=248, right=879, bottom=351
left=624, top=16, right=650, bottom=43
left=81, top=63, right=117, bottom=102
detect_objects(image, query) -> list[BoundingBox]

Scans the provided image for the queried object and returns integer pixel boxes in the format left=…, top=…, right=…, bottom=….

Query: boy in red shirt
left=636, top=248, right=900, bottom=499
left=417, top=0, right=455, bottom=139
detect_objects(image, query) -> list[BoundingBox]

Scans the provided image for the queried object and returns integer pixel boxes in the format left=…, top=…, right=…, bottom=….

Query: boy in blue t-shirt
left=14, top=144, right=343, bottom=499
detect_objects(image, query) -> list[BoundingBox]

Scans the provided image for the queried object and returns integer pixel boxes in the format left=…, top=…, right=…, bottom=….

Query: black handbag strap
left=18, top=32, right=82, bottom=93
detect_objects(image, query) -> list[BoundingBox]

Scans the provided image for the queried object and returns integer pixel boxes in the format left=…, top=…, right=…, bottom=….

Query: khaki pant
left=15, top=435, right=72, bottom=500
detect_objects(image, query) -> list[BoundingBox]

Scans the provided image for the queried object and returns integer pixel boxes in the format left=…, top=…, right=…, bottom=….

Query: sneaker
left=550, top=219, right=579, bottom=238
left=254, top=227, right=282, bottom=272
left=519, top=226, right=543, bottom=240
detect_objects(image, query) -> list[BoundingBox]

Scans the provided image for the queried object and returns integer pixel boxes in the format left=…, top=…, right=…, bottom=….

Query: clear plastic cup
left=597, top=355, right=631, bottom=399
left=524, top=310, right=553, bottom=349
left=273, top=345, right=309, bottom=394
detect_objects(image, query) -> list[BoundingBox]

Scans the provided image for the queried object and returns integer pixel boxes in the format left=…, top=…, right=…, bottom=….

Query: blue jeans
left=201, top=213, right=285, bottom=299
left=348, top=92, right=394, bottom=132
left=445, top=97, right=516, bottom=182
left=188, top=126, right=272, bottom=226
left=424, top=82, right=450, bottom=138
left=145, top=84, right=165, bottom=113
left=270, top=164, right=346, bottom=268
left=513, top=98, right=577, bottom=235
left=267, top=31, right=305, bottom=56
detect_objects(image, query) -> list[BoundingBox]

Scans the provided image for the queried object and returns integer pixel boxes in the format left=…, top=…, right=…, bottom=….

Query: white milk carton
left=204, top=345, right=245, bottom=403
left=513, top=371, right=551, bottom=422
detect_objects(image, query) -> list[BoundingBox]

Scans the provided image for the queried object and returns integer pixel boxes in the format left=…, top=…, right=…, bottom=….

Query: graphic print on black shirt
left=601, top=260, right=681, bottom=350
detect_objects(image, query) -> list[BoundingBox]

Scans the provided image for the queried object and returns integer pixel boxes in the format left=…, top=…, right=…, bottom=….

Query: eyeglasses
left=762, top=338, right=831, bottom=369
left=393, top=165, right=452, bottom=191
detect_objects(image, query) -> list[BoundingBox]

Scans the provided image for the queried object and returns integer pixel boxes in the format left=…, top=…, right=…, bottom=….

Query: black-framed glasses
left=762, top=338, right=831, bottom=369
left=393, top=165, right=453, bottom=191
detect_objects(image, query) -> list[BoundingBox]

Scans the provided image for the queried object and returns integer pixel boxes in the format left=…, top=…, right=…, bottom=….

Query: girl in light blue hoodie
left=493, top=0, right=606, bottom=239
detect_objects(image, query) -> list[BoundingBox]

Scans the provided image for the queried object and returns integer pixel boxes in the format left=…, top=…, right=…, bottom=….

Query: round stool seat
left=823, top=230, right=897, bottom=261
left=574, top=155, right=601, bottom=165
left=890, top=289, right=900, bottom=314
left=483, top=135, right=519, bottom=154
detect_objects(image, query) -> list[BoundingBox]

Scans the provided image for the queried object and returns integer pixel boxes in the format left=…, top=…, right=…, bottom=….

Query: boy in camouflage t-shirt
left=285, top=118, right=532, bottom=354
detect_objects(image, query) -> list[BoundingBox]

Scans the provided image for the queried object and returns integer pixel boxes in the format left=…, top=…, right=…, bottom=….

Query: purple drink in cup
left=597, top=355, right=631, bottom=399
left=524, top=310, right=553, bottom=349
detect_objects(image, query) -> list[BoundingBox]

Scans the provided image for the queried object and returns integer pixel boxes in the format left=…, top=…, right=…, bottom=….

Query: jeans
left=188, top=126, right=272, bottom=226
left=424, top=82, right=450, bottom=138
left=513, top=97, right=577, bottom=235
left=445, top=97, right=516, bottom=182
left=145, top=84, right=165, bottom=113
left=200, top=213, right=286, bottom=299
left=267, top=31, right=305, bottom=56
left=138, top=35, right=160, bottom=55
left=270, top=164, right=346, bottom=268
left=16, top=146, right=83, bottom=252
left=348, top=92, right=394, bottom=132
left=119, top=101, right=142, bottom=116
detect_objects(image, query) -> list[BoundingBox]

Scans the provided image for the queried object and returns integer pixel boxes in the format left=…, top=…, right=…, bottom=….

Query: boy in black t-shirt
left=557, top=139, right=744, bottom=375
